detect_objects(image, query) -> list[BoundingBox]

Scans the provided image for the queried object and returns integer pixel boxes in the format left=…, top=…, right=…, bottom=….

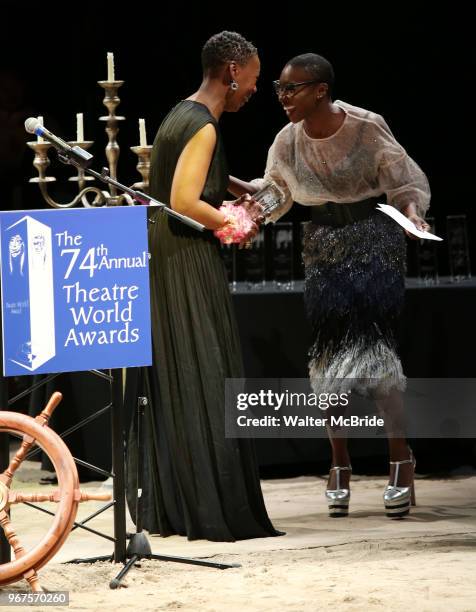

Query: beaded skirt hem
left=303, top=213, right=407, bottom=397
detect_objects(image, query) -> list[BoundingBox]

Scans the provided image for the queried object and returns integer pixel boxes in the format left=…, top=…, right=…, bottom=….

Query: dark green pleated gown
left=126, top=100, right=280, bottom=541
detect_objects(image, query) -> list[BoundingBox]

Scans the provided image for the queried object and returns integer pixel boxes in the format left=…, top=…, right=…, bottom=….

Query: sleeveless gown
left=126, top=100, right=280, bottom=542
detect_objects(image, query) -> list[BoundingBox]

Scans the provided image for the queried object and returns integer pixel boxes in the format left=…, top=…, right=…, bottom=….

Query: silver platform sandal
left=326, top=466, right=352, bottom=517
left=383, top=450, right=416, bottom=518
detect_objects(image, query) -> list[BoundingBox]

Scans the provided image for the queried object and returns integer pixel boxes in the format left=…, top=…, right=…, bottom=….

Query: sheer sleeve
left=251, top=135, right=294, bottom=223
left=378, top=149, right=431, bottom=217
left=374, top=115, right=431, bottom=217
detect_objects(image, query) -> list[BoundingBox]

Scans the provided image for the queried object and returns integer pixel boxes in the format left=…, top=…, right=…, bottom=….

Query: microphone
left=25, top=117, right=93, bottom=168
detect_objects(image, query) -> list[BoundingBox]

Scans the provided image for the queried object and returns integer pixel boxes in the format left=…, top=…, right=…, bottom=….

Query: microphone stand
left=54, top=150, right=240, bottom=585
left=56, top=148, right=205, bottom=232
left=110, top=384, right=239, bottom=590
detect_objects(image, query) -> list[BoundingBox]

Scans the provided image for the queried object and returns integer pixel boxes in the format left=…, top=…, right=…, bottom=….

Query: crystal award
left=254, top=181, right=285, bottom=219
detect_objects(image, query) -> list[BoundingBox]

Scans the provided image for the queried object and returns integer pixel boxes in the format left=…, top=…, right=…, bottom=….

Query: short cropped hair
left=201, top=31, right=257, bottom=76
left=286, top=53, right=335, bottom=95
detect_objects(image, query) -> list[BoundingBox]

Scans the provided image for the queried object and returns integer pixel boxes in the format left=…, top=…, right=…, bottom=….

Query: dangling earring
left=230, top=80, right=239, bottom=91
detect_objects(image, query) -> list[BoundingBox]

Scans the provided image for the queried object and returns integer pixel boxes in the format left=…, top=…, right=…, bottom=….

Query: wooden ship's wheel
left=0, top=392, right=111, bottom=591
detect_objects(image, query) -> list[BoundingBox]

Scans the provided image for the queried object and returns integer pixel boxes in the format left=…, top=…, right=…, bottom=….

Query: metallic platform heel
left=384, top=450, right=416, bottom=518
left=326, top=466, right=352, bottom=517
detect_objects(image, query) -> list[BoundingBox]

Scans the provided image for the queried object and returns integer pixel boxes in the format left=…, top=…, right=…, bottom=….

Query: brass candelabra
left=27, top=77, right=152, bottom=208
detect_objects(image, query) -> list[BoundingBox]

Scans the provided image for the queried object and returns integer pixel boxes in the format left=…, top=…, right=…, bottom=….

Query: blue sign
left=0, top=206, right=151, bottom=376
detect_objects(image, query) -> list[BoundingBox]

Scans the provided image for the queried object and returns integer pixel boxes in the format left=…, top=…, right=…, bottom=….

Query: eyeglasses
left=272, top=79, right=320, bottom=96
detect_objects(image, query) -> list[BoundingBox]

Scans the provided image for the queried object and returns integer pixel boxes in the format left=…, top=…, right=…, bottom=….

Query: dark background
left=1, top=3, right=474, bottom=269
left=1, top=3, right=475, bottom=475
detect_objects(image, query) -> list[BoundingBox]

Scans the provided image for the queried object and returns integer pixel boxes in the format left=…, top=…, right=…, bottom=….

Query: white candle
left=76, top=113, right=84, bottom=142
left=107, top=52, right=115, bottom=81
left=139, top=118, right=147, bottom=147
left=37, top=116, right=44, bottom=143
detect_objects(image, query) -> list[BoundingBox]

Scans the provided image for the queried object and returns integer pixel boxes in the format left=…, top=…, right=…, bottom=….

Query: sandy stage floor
left=1, top=462, right=476, bottom=611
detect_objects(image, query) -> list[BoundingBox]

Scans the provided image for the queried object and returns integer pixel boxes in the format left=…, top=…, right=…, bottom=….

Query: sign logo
left=1, top=207, right=151, bottom=376
left=4, top=215, right=55, bottom=371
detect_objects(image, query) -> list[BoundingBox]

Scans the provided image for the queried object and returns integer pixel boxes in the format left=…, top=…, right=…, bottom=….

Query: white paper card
left=376, top=204, right=443, bottom=241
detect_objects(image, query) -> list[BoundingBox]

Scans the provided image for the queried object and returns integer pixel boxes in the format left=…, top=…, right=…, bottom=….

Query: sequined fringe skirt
left=303, top=212, right=407, bottom=396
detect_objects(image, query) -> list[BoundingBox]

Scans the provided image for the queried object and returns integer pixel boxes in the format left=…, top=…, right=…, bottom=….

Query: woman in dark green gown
left=127, top=32, right=281, bottom=541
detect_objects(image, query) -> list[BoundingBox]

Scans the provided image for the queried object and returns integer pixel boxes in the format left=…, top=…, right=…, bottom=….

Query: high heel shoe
left=326, top=466, right=352, bottom=517
left=383, top=449, right=416, bottom=518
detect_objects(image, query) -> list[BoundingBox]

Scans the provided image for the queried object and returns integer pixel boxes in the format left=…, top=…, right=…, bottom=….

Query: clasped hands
left=215, top=194, right=265, bottom=248
left=234, top=193, right=265, bottom=248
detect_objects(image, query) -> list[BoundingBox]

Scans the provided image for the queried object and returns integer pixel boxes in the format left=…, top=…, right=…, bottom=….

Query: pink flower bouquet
left=214, top=202, right=255, bottom=244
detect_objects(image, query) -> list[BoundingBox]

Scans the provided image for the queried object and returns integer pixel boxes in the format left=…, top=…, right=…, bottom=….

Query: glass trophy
left=271, top=222, right=294, bottom=289
left=254, top=181, right=285, bottom=220
left=416, top=216, right=439, bottom=285
left=446, top=214, right=471, bottom=281
left=241, top=229, right=266, bottom=289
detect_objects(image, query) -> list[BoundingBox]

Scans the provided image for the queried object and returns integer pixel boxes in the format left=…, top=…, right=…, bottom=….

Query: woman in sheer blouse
left=230, top=53, right=431, bottom=519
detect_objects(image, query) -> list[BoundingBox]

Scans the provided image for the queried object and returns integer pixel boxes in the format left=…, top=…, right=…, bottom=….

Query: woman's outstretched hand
left=230, top=194, right=264, bottom=248
left=231, top=194, right=265, bottom=224
left=404, top=213, right=431, bottom=240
